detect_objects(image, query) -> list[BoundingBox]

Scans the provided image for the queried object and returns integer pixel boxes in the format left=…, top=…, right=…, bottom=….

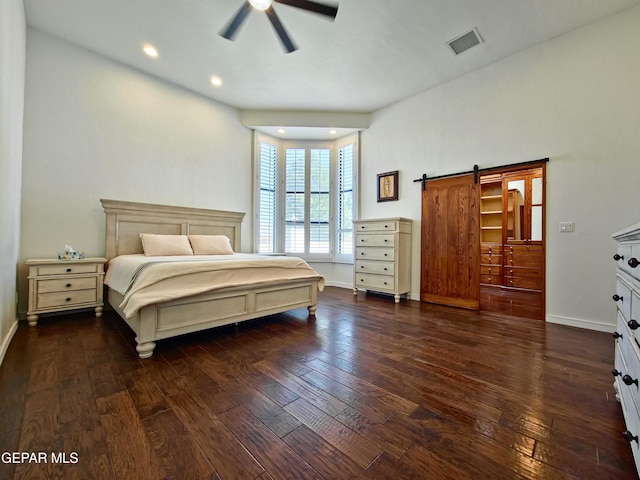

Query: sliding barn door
left=421, top=174, right=480, bottom=309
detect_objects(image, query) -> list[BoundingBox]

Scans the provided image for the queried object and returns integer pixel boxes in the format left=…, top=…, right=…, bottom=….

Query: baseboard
left=323, top=281, right=353, bottom=290
left=0, top=319, right=19, bottom=367
left=546, top=313, right=614, bottom=333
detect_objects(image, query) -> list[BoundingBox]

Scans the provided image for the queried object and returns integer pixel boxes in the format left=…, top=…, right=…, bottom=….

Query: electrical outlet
left=559, top=222, right=574, bottom=233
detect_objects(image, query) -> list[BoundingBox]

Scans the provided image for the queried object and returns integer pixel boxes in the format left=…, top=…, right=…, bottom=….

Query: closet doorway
left=419, top=160, right=546, bottom=320
left=479, top=163, right=546, bottom=319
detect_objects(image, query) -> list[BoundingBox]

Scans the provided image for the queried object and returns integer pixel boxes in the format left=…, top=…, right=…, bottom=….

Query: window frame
left=253, top=132, right=358, bottom=263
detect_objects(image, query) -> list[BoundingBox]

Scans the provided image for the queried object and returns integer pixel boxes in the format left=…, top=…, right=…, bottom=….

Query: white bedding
left=104, top=253, right=324, bottom=318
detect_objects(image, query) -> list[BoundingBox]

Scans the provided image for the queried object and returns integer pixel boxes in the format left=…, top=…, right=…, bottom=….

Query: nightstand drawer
left=36, top=289, right=98, bottom=310
left=36, top=277, right=98, bottom=293
left=36, top=263, right=100, bottom=276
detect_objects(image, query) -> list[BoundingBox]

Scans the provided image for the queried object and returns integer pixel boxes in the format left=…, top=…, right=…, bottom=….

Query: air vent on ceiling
left=447, top=28, right=483, bottom=55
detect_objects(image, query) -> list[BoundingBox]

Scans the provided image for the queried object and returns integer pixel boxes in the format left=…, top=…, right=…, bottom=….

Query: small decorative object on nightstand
left=26, top=257, right=107, bottom=326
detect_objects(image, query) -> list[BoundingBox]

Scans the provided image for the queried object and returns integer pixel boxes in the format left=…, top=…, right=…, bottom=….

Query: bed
left=100, top=199, right=324, bottom=358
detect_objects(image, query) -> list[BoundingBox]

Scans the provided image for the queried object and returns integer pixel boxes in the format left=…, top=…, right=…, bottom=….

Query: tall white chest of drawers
left=612, top=221, right=640, bottom=474
left=353, top=217, right=412, bottom=303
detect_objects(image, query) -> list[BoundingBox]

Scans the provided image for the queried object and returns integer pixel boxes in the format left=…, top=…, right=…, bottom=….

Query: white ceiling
left=24, top=0, right=639, bottom=116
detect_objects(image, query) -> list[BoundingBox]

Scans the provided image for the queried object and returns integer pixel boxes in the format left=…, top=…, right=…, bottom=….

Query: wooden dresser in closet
left=479, top=167, right=544, bottom=293
left=612, top=221, right=640, bottom=475
left=353, top=218, right=412, bottom=303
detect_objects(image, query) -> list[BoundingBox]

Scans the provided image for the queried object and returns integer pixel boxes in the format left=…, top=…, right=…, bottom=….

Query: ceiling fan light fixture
left=249, top=0, right=272, bottom=10
left=142, top=44, right=158, bottom=58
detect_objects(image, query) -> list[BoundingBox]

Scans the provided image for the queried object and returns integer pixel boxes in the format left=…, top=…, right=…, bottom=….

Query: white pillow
left=139, top=234, right=193, bottom=256
left=188, top=235, right=234, bottom=255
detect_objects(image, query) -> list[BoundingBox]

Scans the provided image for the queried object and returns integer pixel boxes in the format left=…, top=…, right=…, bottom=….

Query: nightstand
left=26, top=257, right=107, bottom=326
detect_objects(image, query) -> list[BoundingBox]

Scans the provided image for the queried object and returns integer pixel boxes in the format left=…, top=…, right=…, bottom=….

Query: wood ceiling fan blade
left=219, top=1, right=253, bottom=40
left=274, top=0, right=338, bottom=20
left=265, top=6, right=298, bottom=53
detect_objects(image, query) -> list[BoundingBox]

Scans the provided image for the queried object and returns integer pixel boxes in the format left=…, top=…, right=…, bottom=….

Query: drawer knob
left=614, top=253, right=624, bottom=261
left=383, top=282, right=388, bottom=285
left=622, top=374, right=638, bottom=386
left=629, top=319, right=640, bottom=330
left=612, top=294, right=623, bottom=302
left=623, top=431, right=639, bottom=443
left=360, top=279, right=364, bottom=282
left=65, top=297, right=71, bottom=302
left=360, top=265, right=364, bottom=269
left=66, top=268, right=72, bottom=273
left=612, top=331, right=623, bottom=340
left=66, top=283, right=72, bottom=288
left=384, top=253, right=388, bottom=257
left=384, top=239, right=388, bottom=242
left=384, top=267, right=388, bottom=271
left=628, top=257, right=639, bottom=268
left=612, top=369, right=622, bottom=377
left=384, top=225, right=388, bottom=228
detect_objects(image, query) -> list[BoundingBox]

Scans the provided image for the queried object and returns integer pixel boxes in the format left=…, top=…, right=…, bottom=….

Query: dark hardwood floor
left=481, top=285, right=544, bottom=320
left=0, top=287, right=635, bottom=479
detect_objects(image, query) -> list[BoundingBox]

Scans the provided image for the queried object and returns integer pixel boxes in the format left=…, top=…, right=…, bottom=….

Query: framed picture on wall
left=377, top=170, right=399, bottom=202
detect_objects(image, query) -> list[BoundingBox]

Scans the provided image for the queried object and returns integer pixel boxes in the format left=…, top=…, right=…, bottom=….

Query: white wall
left=360, top=5, right=640, bottom=331
left=20, top=29, right=252, bottom=311
left=0, top=0, right=26, bottom=363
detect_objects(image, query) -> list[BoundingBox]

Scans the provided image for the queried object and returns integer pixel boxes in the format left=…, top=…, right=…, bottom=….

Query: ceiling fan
left=219, top=0, right=339, bottom=53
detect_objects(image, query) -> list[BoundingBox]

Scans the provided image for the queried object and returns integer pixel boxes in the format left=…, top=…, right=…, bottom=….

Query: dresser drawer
left=356, top=247, right=395, bottom=261
left=504, top=276, right=543, bottom=291
left=356, top=234, right=395, bottom=247
left=36, top=276, right=98, bottom=293
left=616, top=276, right=633, bottom=322
left=355, top=221, right=397, bottom=232
left=503, top=266, right=542, bottom=279
left=36, top=289, right=98, bottom=310
left=480, top=275, right=502, bottom=286
left=505, top=244, right=543, bottom=256
left=480, top=254, right=503, bottom=265
left=355, top=260, right=395, bottom=275
left=504, top=255, right=543, bottom=268
left=355, top=273, right=395, bottom=291
left=481, top=244, right=501, bottom=255
left=480, top=265, right=502, bottom=276
left=35, top=263, right=101, bottom=276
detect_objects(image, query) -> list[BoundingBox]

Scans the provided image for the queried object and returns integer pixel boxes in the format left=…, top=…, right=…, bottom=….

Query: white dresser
left=353, top=217, right=412, bottom=303
left=612, top=221, right=640, bottom=474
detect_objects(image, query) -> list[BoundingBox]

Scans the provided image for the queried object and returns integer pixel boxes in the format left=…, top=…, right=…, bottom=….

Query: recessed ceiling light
left=249, top=0, right=272, bottom=10
left=142, top=44, right=158, bottom=58
left=329, top=129, right=337, bottom=135
left=277, top=128, right=286, bottom=134
left=210, top=76, right=223, bottom=87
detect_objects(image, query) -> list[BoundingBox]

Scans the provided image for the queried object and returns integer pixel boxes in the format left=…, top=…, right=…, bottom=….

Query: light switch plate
left=559, top=222, right=574, bottom=233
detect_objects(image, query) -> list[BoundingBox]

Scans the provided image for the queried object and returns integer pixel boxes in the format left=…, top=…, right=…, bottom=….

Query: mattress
left=104, top=253, right=324, bottom=318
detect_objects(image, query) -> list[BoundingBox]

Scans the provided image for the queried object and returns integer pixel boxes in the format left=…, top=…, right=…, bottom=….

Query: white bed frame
left=101, top=199, right=320, bottom=358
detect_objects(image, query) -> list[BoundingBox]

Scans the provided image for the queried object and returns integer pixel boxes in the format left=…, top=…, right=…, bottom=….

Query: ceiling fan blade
left=219, top=1, right=252, bottom=40
left=274, top=0, right=338, bottom=20
left=265, top=6, right=298, bottom=53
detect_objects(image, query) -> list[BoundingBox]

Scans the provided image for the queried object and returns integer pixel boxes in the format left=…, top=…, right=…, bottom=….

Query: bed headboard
left=101, top=199, right=245, bottom=260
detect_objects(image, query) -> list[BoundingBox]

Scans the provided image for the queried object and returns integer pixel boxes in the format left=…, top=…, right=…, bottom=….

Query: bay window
left=254, top=132, right=358, bottom=262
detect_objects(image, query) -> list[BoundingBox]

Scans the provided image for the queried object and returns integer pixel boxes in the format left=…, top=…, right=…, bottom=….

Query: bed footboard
left=108, top=278, right=319, bottom=358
